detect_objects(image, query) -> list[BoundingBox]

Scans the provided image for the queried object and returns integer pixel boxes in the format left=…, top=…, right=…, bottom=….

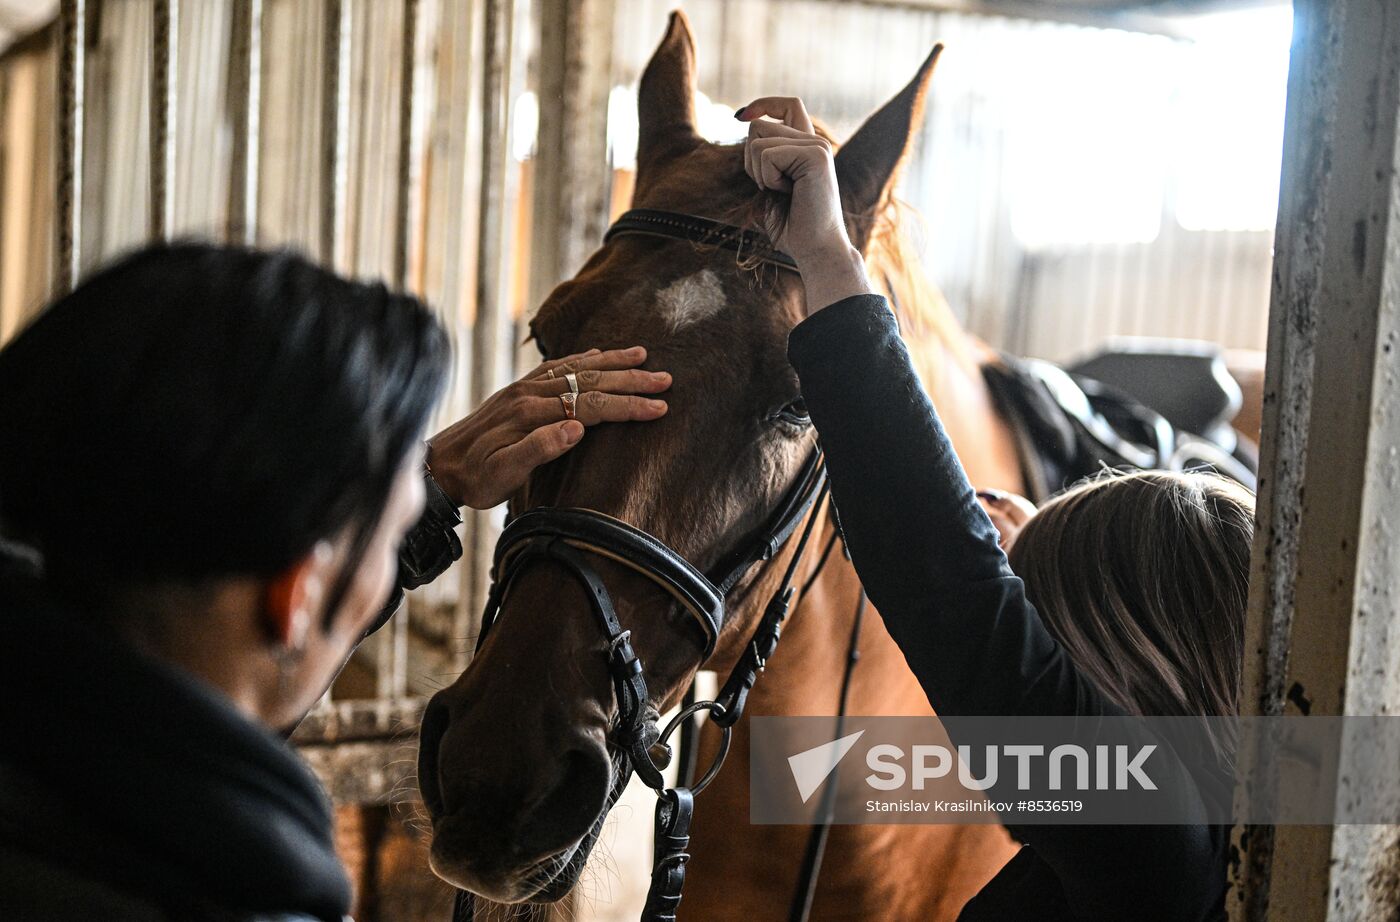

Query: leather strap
left=713, top=478, right=830, bottom=729
left=641, top=788, right=695, bottom=922
left=605, top=208, right=800, bottom=274
left=709, top=449, right=827, bottom=594
left=479, top=535, right=667, bottom=789
left=492, top=508, right=724, bottom=657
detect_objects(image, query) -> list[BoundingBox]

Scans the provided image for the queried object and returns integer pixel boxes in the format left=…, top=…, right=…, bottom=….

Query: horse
left=417, top=11, right=1026, bottom=920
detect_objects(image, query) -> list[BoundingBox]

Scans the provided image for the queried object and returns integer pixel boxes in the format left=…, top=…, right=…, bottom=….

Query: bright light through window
left=512, top=90, right=538, bottom=163
left=1172, top=6, right=1293, bottom=232
left=1004, top=27, right=1178, bottom=251
left=607, top=84, right=639, bottom=170
left=606, top=85, right=748, bottom=171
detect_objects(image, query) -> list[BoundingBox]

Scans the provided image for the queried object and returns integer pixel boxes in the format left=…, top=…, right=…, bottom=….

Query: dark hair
left=0, top=243, right=449, bottom=609
left=1008, top=470, right=1254, bottom=763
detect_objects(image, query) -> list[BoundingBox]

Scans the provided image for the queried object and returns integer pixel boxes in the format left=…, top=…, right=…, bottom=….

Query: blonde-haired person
left=736, top=95, right=1251, bottom=921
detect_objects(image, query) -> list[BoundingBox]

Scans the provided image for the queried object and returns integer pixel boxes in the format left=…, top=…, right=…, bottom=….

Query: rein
left=453, top=211, right=855, bottom=922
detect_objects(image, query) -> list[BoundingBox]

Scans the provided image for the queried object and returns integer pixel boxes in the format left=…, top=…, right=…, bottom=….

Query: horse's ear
left=636, top=11, right=702, bottom=177
left=834, top=45, right=942, bottom=251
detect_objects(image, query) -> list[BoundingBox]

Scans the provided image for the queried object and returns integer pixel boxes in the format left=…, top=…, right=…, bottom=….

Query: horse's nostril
left=418, top=693, right=450, bottom=818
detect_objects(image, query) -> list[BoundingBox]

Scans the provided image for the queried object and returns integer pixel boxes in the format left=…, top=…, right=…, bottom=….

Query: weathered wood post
left=54, top=0, right=85, bottom=293
left=1230, top=1, right=1400, bottom=919
left=529, top=0, right=616, bottom=309
left=225, top=0, right=261, bottom=245
left=149, top=0, right=176, bottom=240
left=465, top=0, right=523, bottom=649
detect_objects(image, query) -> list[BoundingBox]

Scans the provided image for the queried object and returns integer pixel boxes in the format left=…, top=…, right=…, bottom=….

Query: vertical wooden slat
left=150, top=0, right=177, bottom=240
left=392, top=0, right=419, bottom=289
left=320, top=0, right=347, bottom=267
left=529, top=0, right=615, bottom=313
left=382, top=0, right=421, bottom=701
left=55, top=0, right=85, bottom=293
left=434, top=0, right=479, bottom=677
left=1230, top=0, right=1400, bottom=919
left=465, top=0, right=516, bottom=637
left=226, top=0, right=261, bottom=245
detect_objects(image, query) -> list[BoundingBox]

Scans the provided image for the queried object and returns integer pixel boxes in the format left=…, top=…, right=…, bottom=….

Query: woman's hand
left=976, top=490, right=1038, bottom=552
left=426, top=347, right=670, bottom=509
left=736, top=97, right=875, bottom=314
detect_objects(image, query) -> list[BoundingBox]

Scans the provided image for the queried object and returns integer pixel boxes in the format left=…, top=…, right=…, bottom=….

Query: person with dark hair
left=0, top=243, right=671, bottom=921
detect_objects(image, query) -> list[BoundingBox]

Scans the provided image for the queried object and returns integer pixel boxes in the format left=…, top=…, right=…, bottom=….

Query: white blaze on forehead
left=654, top=269, right=727, bottom=332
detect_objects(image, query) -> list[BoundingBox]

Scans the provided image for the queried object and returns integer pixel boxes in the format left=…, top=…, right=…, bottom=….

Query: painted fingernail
left=734, top=106, right=746, bottom=119
left=976, top=491, right=1003, bottom=503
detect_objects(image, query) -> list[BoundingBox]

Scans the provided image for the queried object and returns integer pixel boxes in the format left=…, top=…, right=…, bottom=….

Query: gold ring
left=560, top=392, right=578, bottom=419
left=545, top=368, right=556, bottom=380
left=565, top=372, right=580, bottom=396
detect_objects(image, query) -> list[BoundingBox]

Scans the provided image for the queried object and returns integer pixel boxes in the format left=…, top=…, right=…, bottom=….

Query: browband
left=604, top=208, right=801, bottom=274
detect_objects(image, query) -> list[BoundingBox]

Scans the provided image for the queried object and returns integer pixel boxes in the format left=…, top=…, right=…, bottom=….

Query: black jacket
left=788, top=296, right=1228, bottom=921
left=0, top=551, right=351, bottom=922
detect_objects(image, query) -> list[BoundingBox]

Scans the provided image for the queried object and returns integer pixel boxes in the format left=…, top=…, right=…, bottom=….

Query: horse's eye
left=772, top=397, right=810, bottom=428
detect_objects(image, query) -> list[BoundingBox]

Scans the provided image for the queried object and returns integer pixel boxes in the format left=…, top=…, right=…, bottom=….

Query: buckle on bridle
left=750, top=639, right=768, bottom=672
left=608, top=629, right=643, bottom=677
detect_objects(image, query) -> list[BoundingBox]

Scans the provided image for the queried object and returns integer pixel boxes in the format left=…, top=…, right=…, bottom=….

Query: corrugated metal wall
left=607, top=1, right=1286, bottom=363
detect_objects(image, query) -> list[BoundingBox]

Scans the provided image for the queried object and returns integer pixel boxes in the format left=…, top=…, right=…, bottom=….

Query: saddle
left=983, top=342, right=1258, bottom=503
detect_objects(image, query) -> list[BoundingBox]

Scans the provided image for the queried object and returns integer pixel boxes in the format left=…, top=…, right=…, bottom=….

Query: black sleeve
left=788, top=295, right=1226, bottom=920
left=366, top=468, right=464, bottom=638
left=787, top=294, right=1107, bottom=719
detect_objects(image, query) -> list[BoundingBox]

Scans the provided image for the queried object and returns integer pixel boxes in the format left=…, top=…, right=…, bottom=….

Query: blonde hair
left=1009, top=471, right=1254, bottom=757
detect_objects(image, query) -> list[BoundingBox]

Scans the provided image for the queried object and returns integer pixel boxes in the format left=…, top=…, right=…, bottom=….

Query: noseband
left=457, top=211, right=834, bottom=922
left=477, top=448, right=828, bottom=786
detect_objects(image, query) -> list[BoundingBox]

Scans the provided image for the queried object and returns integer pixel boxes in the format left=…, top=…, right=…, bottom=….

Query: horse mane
left=863, top=195, right=975, bottom=372
left=729, top=179, right=975, bottom=374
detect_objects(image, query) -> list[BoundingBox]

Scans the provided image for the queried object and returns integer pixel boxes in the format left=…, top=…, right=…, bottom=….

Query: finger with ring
left=560, top=392, right=578, bottom=420
left=565, top=372, right=580, bottom=396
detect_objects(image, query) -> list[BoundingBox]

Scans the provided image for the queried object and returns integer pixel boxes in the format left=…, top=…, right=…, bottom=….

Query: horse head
left=419, top=10, right=941, bottom=903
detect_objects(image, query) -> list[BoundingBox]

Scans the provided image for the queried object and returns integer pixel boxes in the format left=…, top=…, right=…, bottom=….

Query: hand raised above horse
left=736, top=96, right=877, bottom=317
left=426, top=346, right=671, bottom=510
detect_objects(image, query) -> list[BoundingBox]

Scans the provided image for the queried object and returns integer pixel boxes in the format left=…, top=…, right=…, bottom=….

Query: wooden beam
left=392, top=0, right=418, bottom=289
left=320, top=0, right=346, bottom=267
left=54, top=0, right=82, bottom=292
left=528, top=0, right=615, bottom=311
left=225, top=0, right=260, bottom=245
left=293, top=697, right=424, bottom=804
left=149, top=0, right=176, bottom=240
left=1230, top=1, right=1400, bottom=919
left=466, top=0, right=519, bottom=635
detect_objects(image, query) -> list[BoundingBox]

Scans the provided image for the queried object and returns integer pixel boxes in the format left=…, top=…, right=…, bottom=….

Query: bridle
left=604, top=207, right=802, bottom=274
left=452, top=210, right=857, bottom=922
